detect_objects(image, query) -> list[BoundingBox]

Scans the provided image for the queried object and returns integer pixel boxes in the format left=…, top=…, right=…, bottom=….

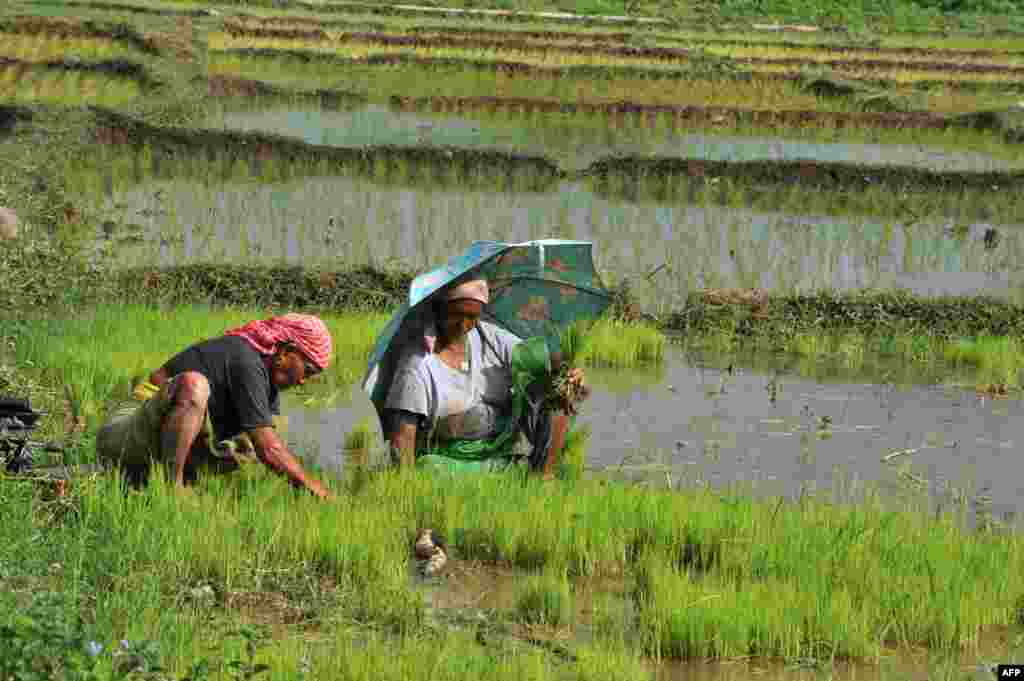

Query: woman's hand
left=567, top=368, right=590, bottom=401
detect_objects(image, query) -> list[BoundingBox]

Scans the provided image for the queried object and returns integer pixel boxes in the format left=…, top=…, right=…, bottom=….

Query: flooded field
left=282, top=345, right=1024, bottom=524
left=204, top=98, right=1024, bottom=173
left=77, top=169, right=1022, bottom=310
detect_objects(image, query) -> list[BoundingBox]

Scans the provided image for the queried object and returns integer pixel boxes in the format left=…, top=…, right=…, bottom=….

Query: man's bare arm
left=249, top=426, right=330, bottom=498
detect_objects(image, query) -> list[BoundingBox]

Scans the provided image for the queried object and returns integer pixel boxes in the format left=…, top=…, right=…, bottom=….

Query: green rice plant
left=0, top=66, right=141, bottom=106
left=557, top=424, right=590, bottom=482
left=575, top=319, right=665, bottom=368
left=343, top=418, right=377, bottom=452
left=514, top=569, right=575, bottom=627
left=942, top=335, right=1024, bottom=386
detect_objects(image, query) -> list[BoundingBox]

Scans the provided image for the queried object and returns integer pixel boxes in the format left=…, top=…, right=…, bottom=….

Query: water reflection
left=84, top=175, right=1022, bottom=311
left=206, top=101, right=1024, bottom=173
left=282, top=347, right=1024, bottom=523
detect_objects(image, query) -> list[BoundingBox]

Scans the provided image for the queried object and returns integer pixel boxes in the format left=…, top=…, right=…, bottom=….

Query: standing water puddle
left=283, top=345, right=1024, bottom=523
left=205, top=99, right=1024, bottom=173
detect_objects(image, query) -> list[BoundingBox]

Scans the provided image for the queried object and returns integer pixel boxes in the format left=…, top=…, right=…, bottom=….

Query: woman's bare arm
left=388, top=411, right=419, bottom=470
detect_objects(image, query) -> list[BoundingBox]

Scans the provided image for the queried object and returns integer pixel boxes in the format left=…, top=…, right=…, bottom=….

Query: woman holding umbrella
left=384, top=275, right=586, bottom=479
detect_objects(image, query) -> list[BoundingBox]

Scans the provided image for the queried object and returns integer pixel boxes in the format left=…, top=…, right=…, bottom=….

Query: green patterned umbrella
left=363, top=239, right=612, bottom=419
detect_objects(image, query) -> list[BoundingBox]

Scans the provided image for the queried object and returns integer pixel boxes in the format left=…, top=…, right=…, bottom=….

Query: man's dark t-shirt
left=163, top=335, right=280, bottom=442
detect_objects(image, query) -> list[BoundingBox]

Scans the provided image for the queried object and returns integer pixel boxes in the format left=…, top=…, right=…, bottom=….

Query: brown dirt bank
left=0, top=57, right=155, bottom=87
left=113, top=264, right=1024, bottom=340
left=2, top=15, right=162, bottom=55
left=206, top=75, right=369, bottom=107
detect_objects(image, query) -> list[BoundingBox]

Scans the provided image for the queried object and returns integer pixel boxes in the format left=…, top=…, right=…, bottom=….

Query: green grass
left=515, top=570, right=575, bottom=627
left=572, top=319, right=666, bottom=368
left=3, top=453, right=1022, bottom=675
left=9, top=304, right=391, bottom=427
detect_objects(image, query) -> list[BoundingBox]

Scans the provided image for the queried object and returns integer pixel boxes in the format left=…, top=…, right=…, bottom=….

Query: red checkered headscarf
left=224, top=313, right=333, bottom=370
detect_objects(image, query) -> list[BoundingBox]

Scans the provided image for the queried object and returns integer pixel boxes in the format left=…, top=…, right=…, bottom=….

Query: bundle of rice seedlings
left=542, top=323, right=591, bottom=416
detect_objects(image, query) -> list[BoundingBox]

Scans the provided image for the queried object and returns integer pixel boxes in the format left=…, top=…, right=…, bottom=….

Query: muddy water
left=205, top=100, right=1024, bottom=173
left=282, top=346, right=1024, bottom=523
left=82, top=172, right=1022, bottom=311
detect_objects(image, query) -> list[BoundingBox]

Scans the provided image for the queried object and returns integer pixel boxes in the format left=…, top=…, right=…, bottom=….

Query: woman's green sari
left=415, top=336, right=566, bottom=473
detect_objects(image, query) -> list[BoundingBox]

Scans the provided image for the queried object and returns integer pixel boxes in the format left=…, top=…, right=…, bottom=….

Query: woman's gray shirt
left=385, top=321, right=522, bottom=442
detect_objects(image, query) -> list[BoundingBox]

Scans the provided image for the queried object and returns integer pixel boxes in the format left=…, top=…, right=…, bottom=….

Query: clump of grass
left=343, top=418, right=377, bottom=452
left=557, top=424, right=591, bottom=482
left=515, top=570, right=574, bottom=627
left=574, top=319, right=665, bottom=368
left=943, top=335, right=1024, bottom=387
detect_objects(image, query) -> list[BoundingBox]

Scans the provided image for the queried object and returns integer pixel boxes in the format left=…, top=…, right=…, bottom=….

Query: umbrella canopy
left=362, top=239, right=612, bottom=422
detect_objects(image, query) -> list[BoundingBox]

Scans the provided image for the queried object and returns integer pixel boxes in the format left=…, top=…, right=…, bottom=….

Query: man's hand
left=249, top=426, right=331, bottom=500
left=306, top=478, right=332, bottom=500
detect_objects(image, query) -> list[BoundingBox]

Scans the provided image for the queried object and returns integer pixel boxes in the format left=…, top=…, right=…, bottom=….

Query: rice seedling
left=942, top=336, right=1024, bottom=387
left=515, top=569, right=575, bottom=627
left=572, top=319, right=666, bottom=369
left=0, top=65, right=142, bottom=106
left=343, top=418, right=377, bottom=452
